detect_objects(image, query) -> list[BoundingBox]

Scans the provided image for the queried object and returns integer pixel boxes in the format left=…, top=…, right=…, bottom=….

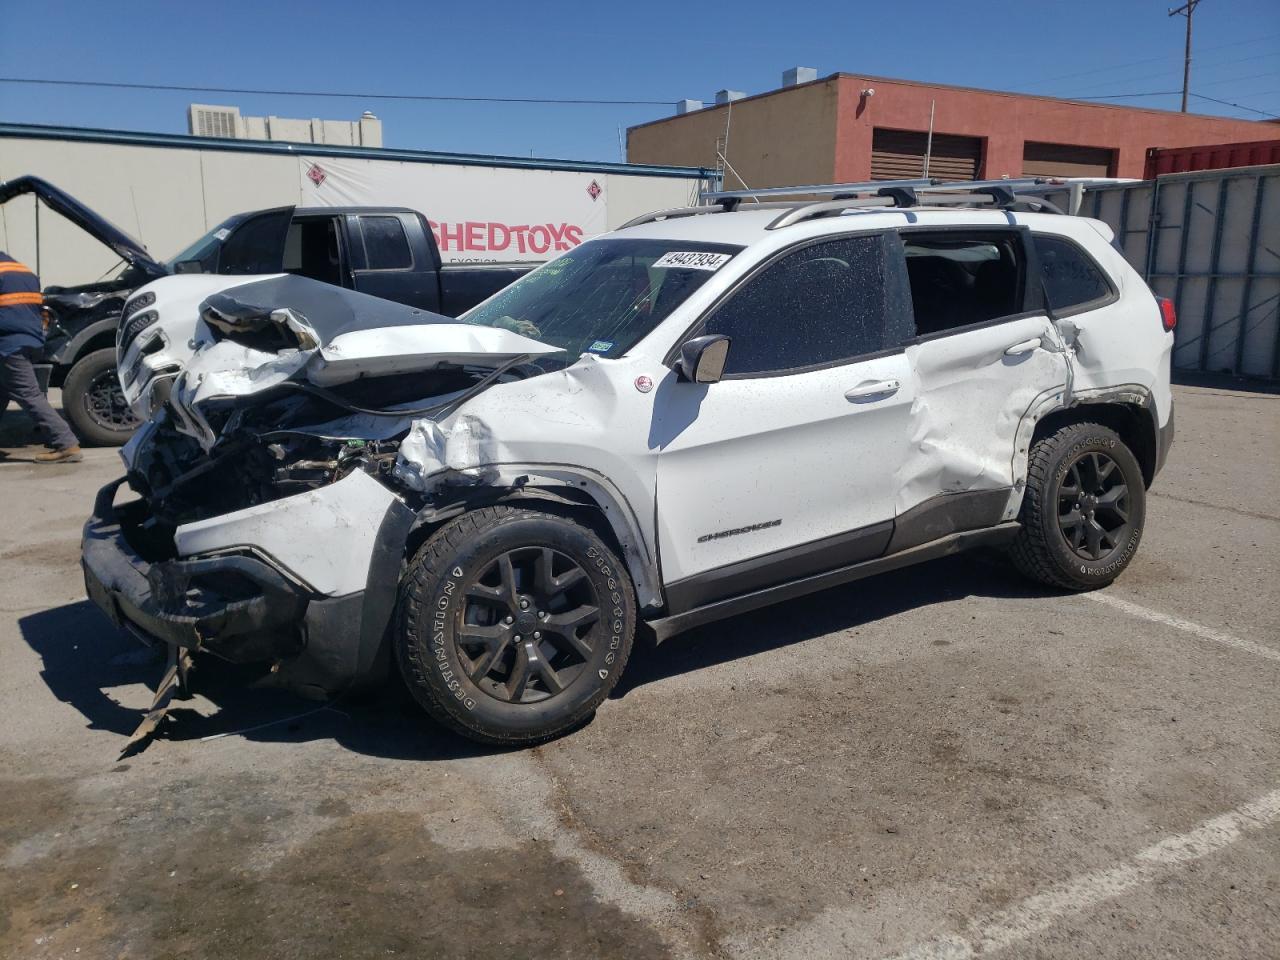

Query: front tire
left=1009, top=421, right=1146, bottom=590
left=61, top=348, right=140, bottom=446
left=396, top=505, right=637, bottom=746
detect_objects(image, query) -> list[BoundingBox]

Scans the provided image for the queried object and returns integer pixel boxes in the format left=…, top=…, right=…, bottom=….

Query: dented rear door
left=894, top=227, right=1070, bottom=545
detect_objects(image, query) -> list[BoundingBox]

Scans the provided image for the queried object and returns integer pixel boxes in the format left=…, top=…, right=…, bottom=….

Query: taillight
left=1158, top=296, right=1177, bottom=332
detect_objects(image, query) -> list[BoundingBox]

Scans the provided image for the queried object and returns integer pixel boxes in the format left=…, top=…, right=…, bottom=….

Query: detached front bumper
left=82, top=476, right=414, bottom=697
left=83, top=479, right=308, bottom=658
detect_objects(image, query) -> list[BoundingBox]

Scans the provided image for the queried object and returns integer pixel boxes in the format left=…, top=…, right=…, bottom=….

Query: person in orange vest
left=0, top=252, right=82, bottom=463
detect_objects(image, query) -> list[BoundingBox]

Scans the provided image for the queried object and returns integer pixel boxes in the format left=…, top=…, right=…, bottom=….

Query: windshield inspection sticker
left=587, top=340, right=614, bottom=353
left=653, top=251, right=732, bottom=271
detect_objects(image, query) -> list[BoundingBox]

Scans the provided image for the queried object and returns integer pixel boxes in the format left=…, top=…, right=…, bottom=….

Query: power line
left=0, top=76, right=677, bottom=107
left=4, top=71, right=1274, bottom=122
left=1018, top=30, right=1280, bottom=90
left=1065, top=51, right=1280, bottom=96
left=1189, top=92, right=1280, bottom=118
left=1079, top=66, right=1280, bottom=96
left=1197, top=69, right=1280, bottom=89
left=1072, top=91, right=1184, bottom=100
left=1069, top=88, right=1279, bottom=118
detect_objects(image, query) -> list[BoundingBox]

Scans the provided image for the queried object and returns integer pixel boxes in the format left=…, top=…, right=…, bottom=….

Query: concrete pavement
left=1, top=383, right=1276, bottom=959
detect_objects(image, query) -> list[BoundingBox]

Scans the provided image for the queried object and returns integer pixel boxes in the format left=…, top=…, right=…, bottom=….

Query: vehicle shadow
left=19, top=551, right=1062, bottom=758
left=612, top=550, right=1064, bottom=698
left=18, top=601, right=495, bottom=762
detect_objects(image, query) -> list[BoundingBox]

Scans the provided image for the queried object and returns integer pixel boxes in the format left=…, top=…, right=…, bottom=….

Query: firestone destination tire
left=396, top=505, right=637, bottom=746
left=1009, top=421, right=1146, bottom=591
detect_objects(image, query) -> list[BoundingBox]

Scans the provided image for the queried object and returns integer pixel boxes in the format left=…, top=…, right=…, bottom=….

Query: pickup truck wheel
left=1009, top=421, right=1146, bottom=590
left=61, top=348, right=140, bottom=446
left=396, top=505, right=637, bottom=746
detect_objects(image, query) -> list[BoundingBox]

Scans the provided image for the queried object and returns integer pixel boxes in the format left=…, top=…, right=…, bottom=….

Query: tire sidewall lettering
left=1044, top=430, right=1143, bottom=583
left=429, top=567, right=476, bottom=711
left=424, top=532, right=634, bottom=715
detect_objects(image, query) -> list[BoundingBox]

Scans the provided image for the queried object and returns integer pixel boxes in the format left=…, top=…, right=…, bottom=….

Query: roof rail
left=618, top=205, right=728, bottom=229
left=915, top=177, right=1046, bottom=205
left=702, top=178, right=936, bottom=208
left=699, top=176, right=1050, bottom=202
left=617, top=177, right=1069, bottom=233
left=766, top=196, right=897, bottom=229
left=619, top=199, right=817, bottom=229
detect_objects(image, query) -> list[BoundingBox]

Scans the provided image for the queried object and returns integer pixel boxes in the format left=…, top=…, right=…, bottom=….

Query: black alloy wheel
left=62, top=347, right=141, bottom=446
left=396, top=505, right=638, bottom=746
left=1008, top=420, right=1146, bottom=590
left=1057, top=450, right=1131, bottom=561
left=83, top=367, right=140, bottom=432
left=459, top=546, right=600, bottom=705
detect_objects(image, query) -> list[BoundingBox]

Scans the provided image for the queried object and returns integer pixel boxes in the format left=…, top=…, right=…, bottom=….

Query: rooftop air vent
left=782, top=67, right=817, bottom=87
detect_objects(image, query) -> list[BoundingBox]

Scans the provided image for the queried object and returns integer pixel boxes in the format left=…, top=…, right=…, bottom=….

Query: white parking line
left=887, top=787, right=1280, bottom=960
left=1082, top=592, right=1280, bottom=664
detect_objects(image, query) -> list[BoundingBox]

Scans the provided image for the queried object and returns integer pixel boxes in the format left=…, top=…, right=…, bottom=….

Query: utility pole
left=1169, top=0, right=1201, bottom=113
left=922, top=100, right=936, bottom=177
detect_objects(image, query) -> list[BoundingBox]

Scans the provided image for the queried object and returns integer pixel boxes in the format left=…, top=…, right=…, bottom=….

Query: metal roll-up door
left=871, top=128, right=982, bottom=181
left=1023, top=142, right=1114, bottom=178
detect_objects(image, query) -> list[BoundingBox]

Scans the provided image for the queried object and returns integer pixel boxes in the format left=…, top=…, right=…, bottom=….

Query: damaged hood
left=138, top=274, right=558, bottom=450
left=0, top=175, right=166, bottom=278
left=196, top=275, right=558, bottom=385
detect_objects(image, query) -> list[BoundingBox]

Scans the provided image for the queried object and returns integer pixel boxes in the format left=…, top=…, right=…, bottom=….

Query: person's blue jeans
left=0, top=348, right=79, bottom=450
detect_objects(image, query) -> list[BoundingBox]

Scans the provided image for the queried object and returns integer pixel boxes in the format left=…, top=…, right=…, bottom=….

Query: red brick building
left=627, top=71, right=1279, bottom=188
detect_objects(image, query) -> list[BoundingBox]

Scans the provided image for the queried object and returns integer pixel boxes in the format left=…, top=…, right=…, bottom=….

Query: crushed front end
left=82, top=450, right=415, bottom=700
left=83, top=274, right=557, bottom=703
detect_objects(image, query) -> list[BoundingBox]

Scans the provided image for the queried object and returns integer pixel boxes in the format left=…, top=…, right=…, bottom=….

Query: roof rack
left=703, top=178, right=937, bottom=208
left=701, top=177, right=1051, bottom=204
left=621, top=177, right=1067, bottom=230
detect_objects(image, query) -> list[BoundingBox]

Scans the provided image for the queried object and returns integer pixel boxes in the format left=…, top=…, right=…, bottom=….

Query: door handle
left=1004, top=337, right=1042, bottom=356
left=845, top=379, right=900, bottom=402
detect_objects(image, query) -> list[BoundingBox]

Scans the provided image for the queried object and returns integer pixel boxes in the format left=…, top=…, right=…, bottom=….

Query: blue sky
left=1, top=0, right=1277, bottom=162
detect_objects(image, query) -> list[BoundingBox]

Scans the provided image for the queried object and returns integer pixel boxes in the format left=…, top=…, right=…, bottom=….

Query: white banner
left=296, top=155, right=612, bottom=263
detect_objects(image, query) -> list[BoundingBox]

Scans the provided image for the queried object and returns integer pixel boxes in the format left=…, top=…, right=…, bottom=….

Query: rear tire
left=1009, top=421, right=1146, bottom=590
left=396, top=505, right=636, bottom=746
left=61, top=348, right=140, bottom=447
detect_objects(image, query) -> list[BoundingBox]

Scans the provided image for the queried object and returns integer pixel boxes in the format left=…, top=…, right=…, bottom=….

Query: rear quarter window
left=360, top=216, right=413, bottom=270
left=1034, top=234, right=1115, bottom=314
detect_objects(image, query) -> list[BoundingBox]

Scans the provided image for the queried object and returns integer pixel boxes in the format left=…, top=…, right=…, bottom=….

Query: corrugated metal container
left=1041, top=164, right=1280, bottom=381
left=1144, top=139, right=1280, bottom=178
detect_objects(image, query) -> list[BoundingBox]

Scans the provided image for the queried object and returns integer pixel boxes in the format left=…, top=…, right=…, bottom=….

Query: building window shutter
left=871, top=128, right=982, bottom=181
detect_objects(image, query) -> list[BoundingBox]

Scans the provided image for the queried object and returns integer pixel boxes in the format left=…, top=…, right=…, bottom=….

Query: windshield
left=460, top=238, right=742, bottom=360
left=166, top=217, right=238, bottom=272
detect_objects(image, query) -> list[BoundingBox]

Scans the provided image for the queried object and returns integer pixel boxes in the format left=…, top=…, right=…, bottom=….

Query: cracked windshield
left=460, top=238, right=742, bottom=364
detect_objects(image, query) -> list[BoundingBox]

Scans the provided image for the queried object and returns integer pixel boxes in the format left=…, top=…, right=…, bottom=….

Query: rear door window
left=702, top=234, right=910, bottom=377
left=284, top=217, right=347, bottom=287
left=1034, top=234, right=1114, bottom=314
left=901, top=231, right=1028, bottom=336
left=360, top=216, right=413, bottom=270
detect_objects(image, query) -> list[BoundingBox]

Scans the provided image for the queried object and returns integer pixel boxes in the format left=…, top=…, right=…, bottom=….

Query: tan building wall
left=628, top=78, right=840, bottom=190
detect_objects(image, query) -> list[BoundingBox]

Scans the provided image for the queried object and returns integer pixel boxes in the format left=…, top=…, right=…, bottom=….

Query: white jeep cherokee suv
left=84, top=185, right=1175, bottom=746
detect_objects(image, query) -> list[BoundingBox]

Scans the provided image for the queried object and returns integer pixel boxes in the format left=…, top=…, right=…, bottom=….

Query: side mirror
left=172, top=260, right=204, bottom=275
left=676, top=334, right=731, bottom=384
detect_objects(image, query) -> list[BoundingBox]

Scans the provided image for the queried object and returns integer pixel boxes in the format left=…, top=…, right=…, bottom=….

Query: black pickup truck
left=0, top=176, right=533, bottom=445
